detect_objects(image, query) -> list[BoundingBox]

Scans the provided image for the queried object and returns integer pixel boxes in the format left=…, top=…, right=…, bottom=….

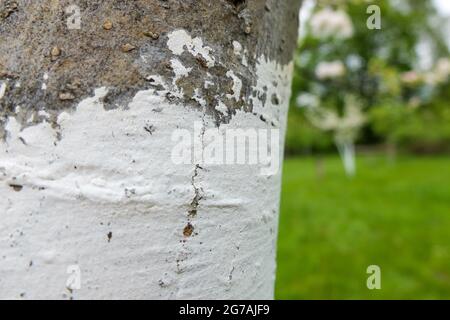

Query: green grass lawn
left=275, top=155, right=450, bottom=299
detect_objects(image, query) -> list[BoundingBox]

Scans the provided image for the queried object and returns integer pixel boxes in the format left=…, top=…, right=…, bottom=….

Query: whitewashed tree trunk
left=0, top=0, right=301, bottom=299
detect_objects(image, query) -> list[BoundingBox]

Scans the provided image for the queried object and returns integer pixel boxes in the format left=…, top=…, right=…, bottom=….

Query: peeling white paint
left=145, top=75, right=165, bottom=86
left=41, top=73, right=49, bottom=91
left=170, top=58, right=192, bottom=82
left=251, top=57, right=294, bottom=128
left=38, top=110, right=50, bottom=118
left=0, top=81, right=7, bottom=99
left=167, top=30, right=215, bottom=67
left=0, top=32, right=294, bottom=300
left=226, top=70, right=243, bottom=102
left=232, top=41, right=249, bottom=67
left=232, top=41, right=243, bottom=56
left=192, top=88, right=207, bottom=108
left=242, top=54, right=249, bottom=67
left=215, top=100, right=229, bottom=114
left=204, top=73, right=214, bottom=89
left=168, top=58, right=192, bottom=98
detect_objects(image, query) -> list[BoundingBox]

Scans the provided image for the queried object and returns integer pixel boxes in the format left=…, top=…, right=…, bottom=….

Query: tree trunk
left=0, top=0, right=301, bottom=299
left=336, top=140, right=356, bottom=177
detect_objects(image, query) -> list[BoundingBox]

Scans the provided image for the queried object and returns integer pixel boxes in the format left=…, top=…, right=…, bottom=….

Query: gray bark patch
left=0, top=0, right=301, bottom=134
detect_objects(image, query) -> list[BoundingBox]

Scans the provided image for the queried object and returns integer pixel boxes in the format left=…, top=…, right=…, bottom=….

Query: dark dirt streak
left=0, top=0, right=301, bottom=138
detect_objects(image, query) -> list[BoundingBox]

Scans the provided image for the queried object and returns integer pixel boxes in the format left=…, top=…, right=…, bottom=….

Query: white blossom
left=400, top=71, right=421, bottom=85
left=408, top=58, right=450, bottom=86
left=434, top=58, right=450, bottom=83
left=310, top=8, right=354, bottom=39
left=315, top=60, right=346, bottom=80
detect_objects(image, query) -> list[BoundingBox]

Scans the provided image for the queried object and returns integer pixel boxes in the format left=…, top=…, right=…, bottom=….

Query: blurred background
left=276, top=0, right=450, bottom=299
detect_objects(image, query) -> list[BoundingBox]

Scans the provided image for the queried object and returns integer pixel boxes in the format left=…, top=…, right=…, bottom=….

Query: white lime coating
left=167, top=30, right=216, bottom=68
left=0, top=30, right=294, bottom=300
left=232, top=41, right=243, bottom=56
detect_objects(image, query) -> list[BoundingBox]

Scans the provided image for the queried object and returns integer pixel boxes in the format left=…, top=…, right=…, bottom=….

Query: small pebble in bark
left=59, top=92, right=75, bottom=101
left=121, top=43, right=136, bottom=52
left=66, top=78, right=81, bottom=90
left=51, top=46, right=61, bottom=56
left=103, top=20, right=113, bottom=30
left=143, top=31, right=160, bottom=40
left=50, top=46, right=61, bottom=61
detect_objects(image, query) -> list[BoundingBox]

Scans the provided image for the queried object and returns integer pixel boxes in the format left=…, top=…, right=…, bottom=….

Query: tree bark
left=0, top=0, right=302, bottom=299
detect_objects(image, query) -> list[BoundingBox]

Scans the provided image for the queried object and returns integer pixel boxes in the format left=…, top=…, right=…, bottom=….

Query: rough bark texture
left=1, top=0, right=299, bottom=134
left=0, top=0, right=301, bottom=299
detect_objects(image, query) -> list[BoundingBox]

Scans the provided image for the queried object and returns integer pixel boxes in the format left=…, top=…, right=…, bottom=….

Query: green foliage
left=370, top=80, right=450, bottom=152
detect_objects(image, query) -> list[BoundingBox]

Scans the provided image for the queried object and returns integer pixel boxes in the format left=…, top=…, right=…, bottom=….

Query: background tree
left=306, top=95, right=366, bottom=176
left=287, top=0, right=450, bottom=160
